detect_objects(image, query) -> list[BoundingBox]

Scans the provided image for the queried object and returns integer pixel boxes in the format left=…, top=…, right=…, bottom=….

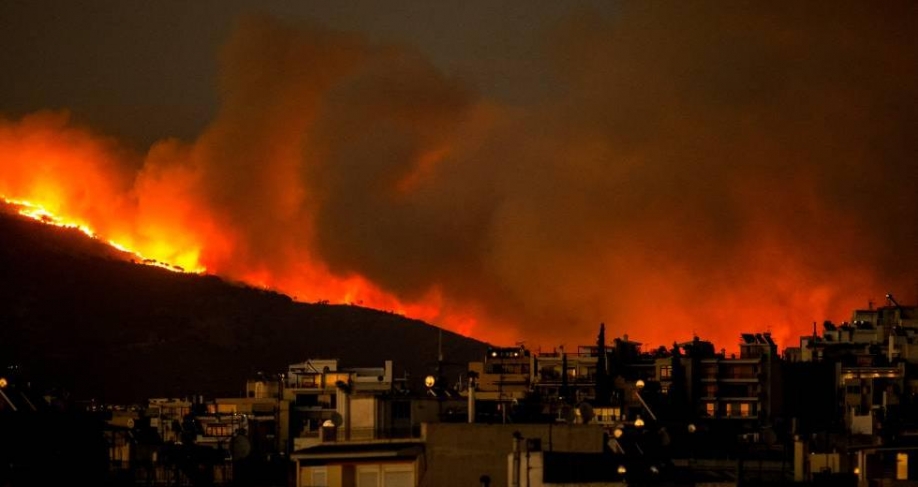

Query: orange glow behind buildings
left=0, top=112, right=885, bottom=354
left=2, top=10, right=916, bottom=354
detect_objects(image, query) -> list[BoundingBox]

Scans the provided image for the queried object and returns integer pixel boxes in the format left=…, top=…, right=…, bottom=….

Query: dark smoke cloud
left=297, top=2, right=915, bottom=349
left=6, top=3, right=918, bottom=351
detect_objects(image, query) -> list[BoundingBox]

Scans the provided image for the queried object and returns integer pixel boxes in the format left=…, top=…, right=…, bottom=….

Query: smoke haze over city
left=1, top=1, right=917, bottom=352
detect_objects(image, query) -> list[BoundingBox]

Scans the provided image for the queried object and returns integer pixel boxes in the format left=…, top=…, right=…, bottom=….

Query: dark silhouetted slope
left=0, top=204, right=489, bottom=403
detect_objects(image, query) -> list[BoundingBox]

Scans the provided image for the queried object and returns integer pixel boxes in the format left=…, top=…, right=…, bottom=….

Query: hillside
left=0, top=204, right=490, bottom=403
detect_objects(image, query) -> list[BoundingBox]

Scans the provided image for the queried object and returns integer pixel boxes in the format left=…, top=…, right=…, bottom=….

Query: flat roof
left=291, top=441, right=423, bottom=463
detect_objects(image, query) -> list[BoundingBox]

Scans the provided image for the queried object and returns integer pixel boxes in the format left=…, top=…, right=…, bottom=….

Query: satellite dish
left=330, top=412, right=343, bottom=427
left=230, top=434, right=251, bottom=460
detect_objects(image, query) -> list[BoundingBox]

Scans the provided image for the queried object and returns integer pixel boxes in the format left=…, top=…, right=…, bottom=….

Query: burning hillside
left=1, top=6, right=917, bottom=352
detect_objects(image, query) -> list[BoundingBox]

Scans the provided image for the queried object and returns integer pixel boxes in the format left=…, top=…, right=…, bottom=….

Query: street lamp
left=634, top=415, right=645, bottom=429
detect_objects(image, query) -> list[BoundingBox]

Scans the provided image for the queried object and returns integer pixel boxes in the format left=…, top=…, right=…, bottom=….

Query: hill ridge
left=0, top=204, right=489, bottom=403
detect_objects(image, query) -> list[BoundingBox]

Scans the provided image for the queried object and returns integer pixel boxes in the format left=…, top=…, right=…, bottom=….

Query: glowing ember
left=2, top=195, right=203, bottom=274
left=7, top=197, right=96, bottom=238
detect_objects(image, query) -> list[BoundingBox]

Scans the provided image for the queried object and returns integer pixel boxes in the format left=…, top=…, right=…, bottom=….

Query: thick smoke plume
left=2, top=4, right=917, bottom=351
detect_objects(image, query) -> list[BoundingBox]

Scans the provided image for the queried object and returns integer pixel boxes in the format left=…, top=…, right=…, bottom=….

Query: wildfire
left=5, top=3, right=913, bottom=353
left=2, top=196, right=202, bottom=274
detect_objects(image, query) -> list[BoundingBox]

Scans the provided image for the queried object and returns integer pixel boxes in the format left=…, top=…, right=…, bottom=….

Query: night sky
left=1, top=1, right=917, bottom=351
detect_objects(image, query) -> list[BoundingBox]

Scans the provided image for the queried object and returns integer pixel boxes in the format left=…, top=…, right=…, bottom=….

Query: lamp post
left=687, top=423, right=698, bottom=481
left=633, top=380, right=657, bottom=422
left=609, top=426, right=626, bottom=454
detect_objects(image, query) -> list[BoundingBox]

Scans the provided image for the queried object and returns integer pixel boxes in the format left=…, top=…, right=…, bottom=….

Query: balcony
left=719, top=375, right=759, bottom=383
left=700, top=374, right=760, bottom=383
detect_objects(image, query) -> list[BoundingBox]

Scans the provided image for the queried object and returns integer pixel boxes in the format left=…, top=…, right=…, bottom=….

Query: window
left=540, top=366, right=561, bottom=380
left=727, top=403, right=739, bottom=416
left=357, top=469, right=379, bottom=487
left=311, top=468, right=328, bottom=487
left=356, top=465, right=414, bottom=487
left=705, top=402, right=715, bottom=417
left=727, top=402, right=754, bottom=417
left=327, top=373, right=350, bottom=385
left=660, top=365, right=672, bottom=379
left=740, top=403, right=751, bottom=417
left=205, top=423, right=231, bottom=437
left=383, top=470, right=413, bottom=487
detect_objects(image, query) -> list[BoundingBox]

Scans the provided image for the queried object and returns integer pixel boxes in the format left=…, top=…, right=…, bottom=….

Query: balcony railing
left=306, top=425, right=422, bottom=442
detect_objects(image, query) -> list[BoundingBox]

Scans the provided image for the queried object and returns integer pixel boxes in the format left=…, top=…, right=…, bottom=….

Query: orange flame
left=0, top=111, right=489, bottom=342
left=3, top=196, right=201, bottom=274
left=0, top=109, right=897, bottom=354
left=0, top=185, right=486, bottom=337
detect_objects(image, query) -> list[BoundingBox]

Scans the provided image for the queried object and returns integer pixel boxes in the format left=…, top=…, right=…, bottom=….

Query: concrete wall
left=350, top=396, right=376, bottom=431
left=421, top=422, right=605, bottom=487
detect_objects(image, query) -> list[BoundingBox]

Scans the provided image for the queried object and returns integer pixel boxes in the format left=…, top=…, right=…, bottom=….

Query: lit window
left=740, top=403, right=751, bottom=417
left=660, top=366, right=672, bottom=379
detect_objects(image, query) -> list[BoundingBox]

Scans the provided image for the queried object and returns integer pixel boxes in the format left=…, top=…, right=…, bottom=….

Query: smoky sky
left=1, top=1, right=917, bottom=350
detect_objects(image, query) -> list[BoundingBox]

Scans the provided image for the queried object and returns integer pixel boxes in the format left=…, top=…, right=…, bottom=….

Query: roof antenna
left=887, top=293, right=900, bottom=309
